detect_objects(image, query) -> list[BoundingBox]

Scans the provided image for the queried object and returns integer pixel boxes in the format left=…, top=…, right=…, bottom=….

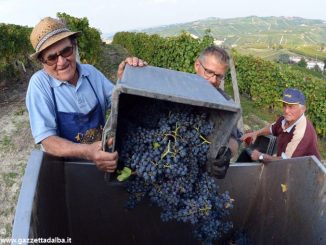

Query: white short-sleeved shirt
left=26, top=63, right=114, bottom=144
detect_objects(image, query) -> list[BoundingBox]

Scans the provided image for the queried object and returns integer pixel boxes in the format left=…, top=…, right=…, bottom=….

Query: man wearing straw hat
left=26, top=17, right=146, bottom=172
left=240, top=88, right=321, bottom=162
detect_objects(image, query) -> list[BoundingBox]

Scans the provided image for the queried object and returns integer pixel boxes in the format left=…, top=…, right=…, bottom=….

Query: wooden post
left=228, top=51, right=244, bottom=134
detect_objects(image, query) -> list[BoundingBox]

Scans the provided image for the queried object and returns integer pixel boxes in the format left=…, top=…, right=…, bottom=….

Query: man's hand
left=240, top=131, right=258, bottom=145
left=209, top=146, right=232, bottom=179
left=87, top=141, right=118, bottom=172
left=41, top=136, right=118, bottom=172
left=250, top=149, right=261, bottom=161
left=117, top=57, right=147, bottom=80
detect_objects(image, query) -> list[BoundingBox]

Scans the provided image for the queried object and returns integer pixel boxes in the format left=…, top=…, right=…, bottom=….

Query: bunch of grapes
left=118, top=100, right=233, bottom=243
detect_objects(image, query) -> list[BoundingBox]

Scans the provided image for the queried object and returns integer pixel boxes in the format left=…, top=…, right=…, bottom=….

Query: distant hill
left=135, top=16, right=326, bottom=48
left=103, top=16, right=326, bottom=61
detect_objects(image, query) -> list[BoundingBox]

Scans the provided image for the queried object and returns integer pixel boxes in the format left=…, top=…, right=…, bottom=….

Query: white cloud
left=140, top=0, right=177, bottom=4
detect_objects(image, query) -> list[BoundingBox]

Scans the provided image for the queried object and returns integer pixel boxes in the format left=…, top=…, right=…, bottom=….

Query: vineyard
left=0, top=13, right=104, bottom=87
left=141, top=16, right=326, bottom=48
left=1, top=15, right=325, bottom=137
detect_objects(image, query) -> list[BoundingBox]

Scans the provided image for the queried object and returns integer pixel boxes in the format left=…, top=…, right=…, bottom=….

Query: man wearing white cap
left=241, top=88, right=320, bottom=162
left=26, top=17, right=146, bottom=172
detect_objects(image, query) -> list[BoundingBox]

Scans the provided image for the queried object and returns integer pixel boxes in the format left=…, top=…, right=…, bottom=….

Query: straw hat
left=30, top=17, right=80, bottom=59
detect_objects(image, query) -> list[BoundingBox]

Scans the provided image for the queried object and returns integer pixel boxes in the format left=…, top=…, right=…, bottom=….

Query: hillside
left=105, top=16, right=326, bottom=61
left=136, top=16, right=326, bottom=47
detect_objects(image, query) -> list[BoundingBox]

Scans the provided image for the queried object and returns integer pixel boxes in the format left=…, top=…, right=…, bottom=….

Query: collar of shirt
left=281, top=113, right=305, bottom=133
left=45, top=63, right=90, bottom=88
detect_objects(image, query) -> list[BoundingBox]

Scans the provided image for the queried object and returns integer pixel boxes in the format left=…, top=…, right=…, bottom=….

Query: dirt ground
left=0, top=79, right=37, bottom=240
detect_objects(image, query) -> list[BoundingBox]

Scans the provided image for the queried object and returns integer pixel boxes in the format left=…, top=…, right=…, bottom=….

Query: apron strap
left=50, top=86, right=60, bottom=136
left=85, top=76, right=101, bottom=105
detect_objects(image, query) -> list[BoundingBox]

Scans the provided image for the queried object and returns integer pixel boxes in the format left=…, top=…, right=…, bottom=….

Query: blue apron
left=51, top=77, right=105, bottom=144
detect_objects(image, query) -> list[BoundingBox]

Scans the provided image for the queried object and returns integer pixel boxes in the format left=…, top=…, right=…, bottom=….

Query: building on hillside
left=289, top=56, right=302, bottom=63
left=214, top=39, right=224, bottom=45
left=189, top=33, right=199, bottom=39
left=290, top=56, right=325, bottom=70
left=306, top=60, right=324, bottom=70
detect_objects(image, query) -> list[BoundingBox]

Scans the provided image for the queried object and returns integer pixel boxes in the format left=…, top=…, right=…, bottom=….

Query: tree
left=0, top=24, right=33, bottom=81
left=313, top=64, right=321, bottom=73
left=56, top=12, right=102, bottom=65
left=277, top=54, right=290, bottom=64
left=297, top=58, right=307, bottom=68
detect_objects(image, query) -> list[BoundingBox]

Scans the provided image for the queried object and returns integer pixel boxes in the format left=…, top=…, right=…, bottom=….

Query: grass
left=318, top=138, right=326, bottom=161
left=225, top=84, right=281, bottom=124
left=96, top=43, right=129, bottom=82
left=240, top=95, right=281, bottom=124
left=288, top=45, right=326, bottom=60
left=14, top=107, right=25, bottom=116
left=0, top=135, right=11, bottom=148
left=2, top=172, right=18, bottom=187
left=236, top=46, right=326, bottom=79
left=237, top=47, right=298, bottom=62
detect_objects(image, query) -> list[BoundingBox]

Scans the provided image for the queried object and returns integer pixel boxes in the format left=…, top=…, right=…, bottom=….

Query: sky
left=1, top=0, right=325, bottom=35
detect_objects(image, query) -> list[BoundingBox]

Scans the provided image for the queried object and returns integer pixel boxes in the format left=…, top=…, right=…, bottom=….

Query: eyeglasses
left=40, top=46, right=75, bottom=66
left=199, top=60, right=225, bottom=81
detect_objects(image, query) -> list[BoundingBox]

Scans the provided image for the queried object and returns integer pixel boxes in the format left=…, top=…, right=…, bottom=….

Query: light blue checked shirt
left=26, top=63, right=114, bottom=144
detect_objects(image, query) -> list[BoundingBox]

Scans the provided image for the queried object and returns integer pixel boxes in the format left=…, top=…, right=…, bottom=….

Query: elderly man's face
left=194, top=54, right=228, bottom=88
left=283, top=103, right=306, bottom=124
left=40, top=38, right=77, bottom=84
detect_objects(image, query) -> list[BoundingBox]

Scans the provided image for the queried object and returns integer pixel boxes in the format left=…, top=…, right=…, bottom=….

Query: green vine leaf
left=153, top=142, right=160, bottom=149
left=117, top=167, right=132, bottom=182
